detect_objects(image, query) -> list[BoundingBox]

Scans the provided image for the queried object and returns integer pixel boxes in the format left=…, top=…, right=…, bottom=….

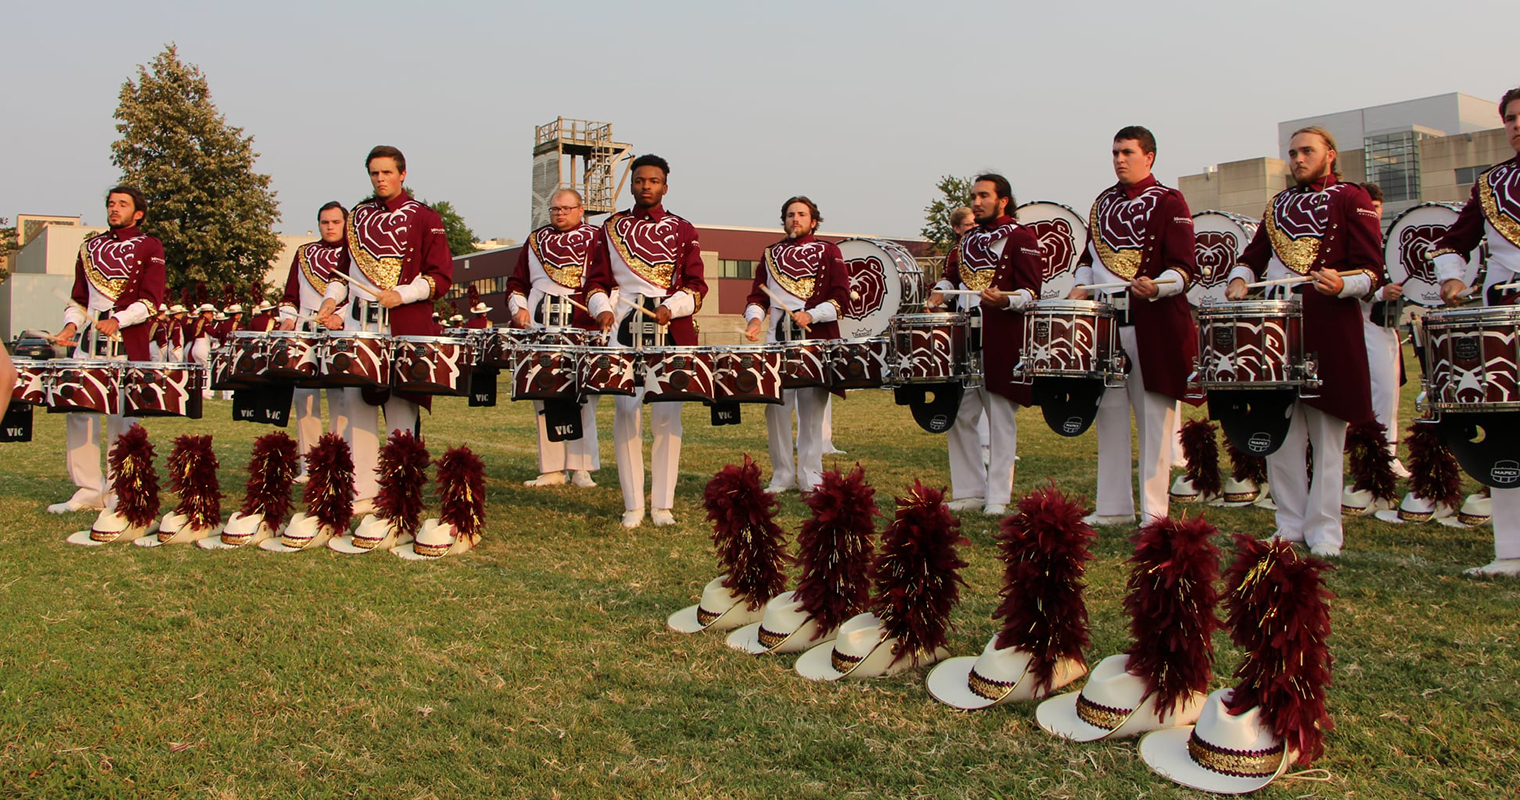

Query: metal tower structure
left=531, top=118, right=632, bottom=229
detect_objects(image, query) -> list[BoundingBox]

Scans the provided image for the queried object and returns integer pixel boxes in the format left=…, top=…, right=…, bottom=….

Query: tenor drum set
left=5, top=348, right=206, bottom=442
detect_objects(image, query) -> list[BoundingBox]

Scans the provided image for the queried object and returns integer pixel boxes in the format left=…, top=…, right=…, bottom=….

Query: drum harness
left=616, top=294, right=669, bottom=350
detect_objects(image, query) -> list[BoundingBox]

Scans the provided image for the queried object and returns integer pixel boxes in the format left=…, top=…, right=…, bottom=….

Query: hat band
left=1397, top=507, right=1433, bottom=522
left=757, top=625, right=789, bottom=649
left=1186, top=730, right=1285, bottom=779
left=414, top=540, right=450, bottom=558
left=221, top=530, right=253, bottom=546
left=1075, top=693, right=1131, bottom=731
left=280, top=532, right=313, bottom=549
left=967, top=667, right=1017, bottom=701
left=352, top=532, right=384, bottom=550
left=1223, top=489, right=1259, bottom=502
left=830, top=649, right=864, bottom=674
left=1457, top=511, right=1490, bottom=525
left=696, top=606, right=722, bottom=627
left=90, top=527, right=127, bottom=543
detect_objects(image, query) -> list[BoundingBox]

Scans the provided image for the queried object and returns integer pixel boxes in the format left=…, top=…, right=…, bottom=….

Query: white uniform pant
left=613, top=393, right=682, bottom=512
left=821, top=395, right=837, bottom=452
left=1096, top=325, right=1179, bottom=522
left=293, top=387, right=347, bottom=476
left=65, top=411, right=139, bottom=508
left=767, top=386, right=827, bottom=490
left=1364, top=319, right=1401, bottom=449
left=1493, top=487, right=1520, bottom=561
left=534, top=396, right=601, bottom=473
left=948, top=387, right=1019, bottom=506
left=340, top=388, right=419, bottom=502
left=1266, top=403, right=1347, bottom=550
left=191, top=339, right=212, bottom=397
left=148, top=343, right=161, bottom=361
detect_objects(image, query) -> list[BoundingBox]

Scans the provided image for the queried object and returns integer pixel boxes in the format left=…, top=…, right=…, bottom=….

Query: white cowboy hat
left=1209, top=476, right=1267, bottom=508
left=1035, top=654, right=1206, bottom=741
left=1340, top=486, right=1394, bottom=517
left=1169, top=475, right=1202, bottom=504
left=330, top=514, right=411, bottom=554
left=133, top=510, right=219, bottom=547
left=667, top=575, right=765, bottom=633
left=197, top=510, right=274, bottom=549
left=925, top=633, right=1086, bottom=710
left=393, top=517, right=476, bottom=560
left=470, top=302, right=492, bottom=314
left=169, top=304, right=188, bottom=314
left=253, top=301, right=276, bottom=313
left=1138, top=688, right=1294, bottom=795
left=158, top=303, right=168, bottom=312
left=225, top=304, right=244, bottom=314
left=1438, top=492, right=1492, bottom=529
left=1373, top=492, right=1455, bottom=524
left=257, top=512, right=334, bottom=552
left=195, top=303, right=217, bottom=314
left=65, top=508, right=158, bottom=546
left=725, top=591, right=837, bottom=655
left=795, top=612, right=950, bottom=681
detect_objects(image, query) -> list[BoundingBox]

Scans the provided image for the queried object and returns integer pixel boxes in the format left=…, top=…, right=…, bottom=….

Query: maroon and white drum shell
left=45, top=360, right=123, bottom=415
left=1018, top=300, right=1116, bottom=380
left=576, top=346, right=639, bottom=396
left=535, top=326, right=590, bottom=349
left=11, top=358, right=49, bottom=405
left=473, top=329, right=522, bottom=369
left=317, top=331, right=392, bottom=389
left=1194, top=300, right=1304, bottom=390
left=122, top=362, right=204, bottom=418
left=715, top=345, right=783, bottom=404
left=211, top=331, right=265, bottom=390
left=1421, top=306, right=1520, bottom=412
left=511, top=347, right=578, bottom=401
left=392, top=335, right=475, bottom=396
left=780, top=339, right=832, bottom=389
left=829, top=337, right=893, bottom=389
left=262, top=331, right=322, bottom=386
left=642, top=347, right=717, bottom=404
left=889, top=313, right=967, bottom=384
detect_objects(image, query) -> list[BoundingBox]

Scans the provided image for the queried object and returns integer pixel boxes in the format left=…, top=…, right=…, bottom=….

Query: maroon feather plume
left=375, top=430, right=430, bottom=537
left=1222, top=535, right=1334, bottom=766
left=1227, top=442, right=1269, bottom=487
left=239, top=432, right=299, bottom=525
left=1346, top=421, right=1398, bottom=503
left=871, top=481, right=967, bottom=664
left=992, top=483, right=1096, bottom=695
left=437, top=445, right=486, bottom=547
left=793, top=463, right=879, bottom=632
left=1179, top=419, right=1222, bottom=499
left=166, top=434, right=221, bottom=529
left=1406, top=424, right=1462, bottom=509
left=1124, top=515, right=1222, bottom=721
left=303, top=432, right=354, bottom=532
left=467, top=284, right=482, bottom=308
left=701, top=455, right=788, bottom=610
left=108, top=423, right=159, bottom=528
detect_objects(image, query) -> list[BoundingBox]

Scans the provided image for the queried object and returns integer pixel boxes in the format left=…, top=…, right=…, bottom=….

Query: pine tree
left=920, top=175, right=974, bottom=256
left=111, top=44, right=281, bottom=303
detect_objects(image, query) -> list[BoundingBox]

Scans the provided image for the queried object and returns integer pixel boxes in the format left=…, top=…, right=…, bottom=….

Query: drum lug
left=1297, top=355, right=1322, bottom=398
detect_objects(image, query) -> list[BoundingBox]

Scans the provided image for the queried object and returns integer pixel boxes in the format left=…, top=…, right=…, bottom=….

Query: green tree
left=111, top=44, right=281, bottom=303
left=0, top=218, right=17, bottom=283
left=921, top=175, right=974, bottom=256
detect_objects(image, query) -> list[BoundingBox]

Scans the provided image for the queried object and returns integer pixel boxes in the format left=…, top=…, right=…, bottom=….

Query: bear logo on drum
left=1398, top=224, right=1449, bottom=285
left=1025, top=219, right=1077, bottom=284
left=843, top=256, right=888, bottom=320
left=1193, top=231, right=1238, bottom=289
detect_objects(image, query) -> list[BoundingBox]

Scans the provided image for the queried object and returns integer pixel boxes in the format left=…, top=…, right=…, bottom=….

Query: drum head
left=837, top=238, right=913, bottom=337
left=1190, top=211, right=1258, bottom=307
left=1015, top=201, right=1087, bottom=301
left=1385, top=202, right=1475, bottom=308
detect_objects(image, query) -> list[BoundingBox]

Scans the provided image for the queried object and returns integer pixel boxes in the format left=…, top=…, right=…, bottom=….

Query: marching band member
left=1434, top=86, right=1520, bottom=577
left=280, top=201, right=350, bottom=484
left=1070, top=126, right=1199, bottom=527
left=1358, top=183, right=1409, bottom=476
left=167, top=303, right=188, bottom=361
left=926, top=175, right=1044, bottom=516
left=148, top=304, right=169, bottom=361
left=248, top=300, right=278, bottom=332
left=509, top=188, right=603, bottom=490
left=47, top=186, right=166, bottom=514
left=313, top=146, right=453, bottom=515
left=587, top=154, right=708, bottom=528
left=744, top=195, right=850, bottom=494
left=465, top=295, right=493, bottom=329
left=1227, top=126, right=1383, bottom=558
left=940, top=207, right=991, bottom=465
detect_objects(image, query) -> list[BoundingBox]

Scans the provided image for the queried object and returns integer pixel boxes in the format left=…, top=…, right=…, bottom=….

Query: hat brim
left=391, top=535, right=474, bottom=561
left=66, top=522, right=157, bottom=546
left=257, top=527, right=333, bottom=553
left=725, top=616, right=833, bottom=655
left=926, top=655, right=1020, bottom=710
left=794, top=622, right=944, bottom=682
left=133, top=524, right=218, bottom=547
left=329, top=531, right=405, bottom=554
left=666, top=598, right=764, bottom=634
left=1037, top=686, right=1204, bottom=741
left=197, top=515, right=273, bottom=550
left=1138, top=726, right=1289, bottom=795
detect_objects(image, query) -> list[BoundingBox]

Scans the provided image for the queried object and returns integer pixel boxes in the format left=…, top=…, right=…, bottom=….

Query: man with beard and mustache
left=924, top=174, right=1046, bottom=516
left=313, top=146, right=453, bottom=515
left=508, top=187, right=603, bottom=490
left=1069, top=126, right=1199, bottom=529
left=1226, top=125, right=1383, bottom=558
left=280, top=201, right=350, bottom=483
left=587, top=154, right=708, bottom=529
left=743, top=195, right=850, bottom=494
left=47, top=185, right=166, bottom=513
left=1432, top=86, right=1520, bottom=577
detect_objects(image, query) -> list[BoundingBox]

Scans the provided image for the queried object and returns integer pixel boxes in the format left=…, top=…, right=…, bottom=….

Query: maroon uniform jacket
left=280, top=239, right=349, bottom=321
left=345, top=192, right=454, bottom=339
left=508, top=223, right=602, bottom=330
left=585, top=204, right=707, bottom=346
left=1239, top=175, right=1383, bottom=424
left=465, top=315, right=491, bottom=330
left=1431, top=154, right=1520, bottom=305
left=247, top=313, right=277, bottom=332
left=956, top=215, right=1045, bottom=405
left=151, top=315, right=170, bottom=349
left=168, top=317, right=188, bottom=350
left=70, top=225, right=167, bottom=361
left=1079, top=175, right=1199, bottom=404
left=744, top=234, right=850, bottom=341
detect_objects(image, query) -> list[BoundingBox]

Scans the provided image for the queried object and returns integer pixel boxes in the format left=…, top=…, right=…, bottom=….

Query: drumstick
left=1074, top=278, right=1178, bottom=291
left=759, top=284, right=811, bottom=333
left=1490, top=280, right=1520, bottom=293
left=50, top=288, right=121, bottom=343
left=617, top=294, right=664, bottom=323
left=561, top=295, right=593, bottom=315
left=1243, top=275, right=1313, bottom=289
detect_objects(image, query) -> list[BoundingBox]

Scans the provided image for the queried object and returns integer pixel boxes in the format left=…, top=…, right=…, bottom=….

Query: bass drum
left=1386, top=202, right=1479, bottom=308
left=1189, top=211, right=1258, bottom=307
left=835, top=238, right=923, bottom=338
left=1014, top=201, right=1086, bottom=301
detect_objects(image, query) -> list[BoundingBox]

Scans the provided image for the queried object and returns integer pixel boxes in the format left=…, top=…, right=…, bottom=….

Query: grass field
left=0, top=373, right=1516, bottom=799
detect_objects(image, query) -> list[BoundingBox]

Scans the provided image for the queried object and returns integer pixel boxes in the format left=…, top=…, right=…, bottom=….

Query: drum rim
left=1027, top=299, right=1116, bottom=314
left=1198, top=299, right=1302, bottom=315
left=891, top=312, right=969, bottom=323
left=1423, top=306, right=1520, bottom=324
left=392, top=334, right=471, bottom=344
left=323, top=331, right=391, bottom=340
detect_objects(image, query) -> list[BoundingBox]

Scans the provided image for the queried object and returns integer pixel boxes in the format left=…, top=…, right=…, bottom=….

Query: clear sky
left=3, top=0, right=1514, bottom=242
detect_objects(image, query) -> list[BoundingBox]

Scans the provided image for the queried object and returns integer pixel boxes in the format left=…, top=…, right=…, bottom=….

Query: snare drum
left=643, top=347, right=717, bottom=404
left=1194, top=300, right=1311, bottom=392
left=46, top=360, right=123, bottom=415
left=471, top=328, right=521, bottom=369
left=576, top=346, right=639, bottom=396
left=122, top=362, right=204, bottom=418
left=392, top=335, right=475, bottom=396
left=829, top=337, right=893, bottom=389
left=715, top=345, right=784, bottom=404
left=317, top=331, right=393, bottom=388
left=211, top=331, right=266, bottom=390
left=889, top=313, right=967, bottom=384
left=11, top=358, right=48, bottom=405
left=1421, top=306, right=1520, bottom=412
left=780, top=339, right=832, bottom=389
left=1017, top=300, right=1121, bottom=382
left=511, top=345, right=578, bottom=401
left=262, top=330, right=321, bottom=386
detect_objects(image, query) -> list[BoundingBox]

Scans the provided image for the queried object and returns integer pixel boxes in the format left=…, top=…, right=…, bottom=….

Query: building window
left=719, top=259, right=756, bottom=279
left=1455, top=165, right=1490, bottom=186
left=1363, top=131, right=1426, bottom=203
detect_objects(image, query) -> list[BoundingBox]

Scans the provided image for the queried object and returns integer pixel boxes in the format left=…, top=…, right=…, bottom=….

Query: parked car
left=11, top=330, right=64, bottom=360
